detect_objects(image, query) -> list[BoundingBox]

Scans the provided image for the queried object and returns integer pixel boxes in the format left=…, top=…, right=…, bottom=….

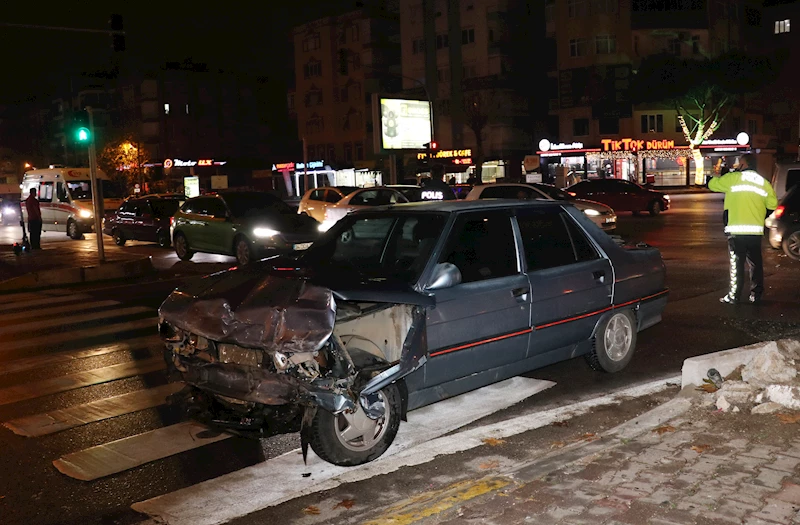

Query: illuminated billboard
left=380, top=98, right=432, bottom=150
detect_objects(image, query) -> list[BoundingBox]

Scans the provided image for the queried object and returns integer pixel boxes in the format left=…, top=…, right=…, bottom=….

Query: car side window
left=56, top=182, right=69, bottom=202
left=564, top=215, right=600, bottom=262
left=324, top=190, right=341, bottom=203
left=517, top=210, right=581, bottom=271
left=786, top=169, right=800, bottom=193
left=349, top=190, right=375, bottom=206
left=205, top=198, right=228, bottom=218
left=181, top=200, right=197, bottom=214
left=137, top=201, right=153, bottom=217
left=309, top=189, right=325, bottom=201
left=438, top=211, right=518, bottom=283
left=38, top=182, right=54, bottom=202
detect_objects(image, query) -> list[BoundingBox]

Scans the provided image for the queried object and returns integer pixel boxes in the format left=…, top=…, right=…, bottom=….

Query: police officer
left=421, top=164, right=456, bottom=200
left=708, top=154, right=777, bottom=304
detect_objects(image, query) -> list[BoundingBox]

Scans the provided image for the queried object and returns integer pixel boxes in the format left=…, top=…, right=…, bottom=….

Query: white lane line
left=0, top=335, right=162, bottom=376
left=4, top=382, right=184, bottom=437
left=0, top=300, right=121, bottom=323
left=131, top=376, right=556, bottom=525
left=0, top=288, right=76, bottom=302
left=0, top=293, right=94, bottom=313
left=0, top=357, right=166, bottom=406
left=0, top=317, right=157, bottom=354
left=0, top=306, right=151, bottom=336
left=54, top=421, right=231, bottom=481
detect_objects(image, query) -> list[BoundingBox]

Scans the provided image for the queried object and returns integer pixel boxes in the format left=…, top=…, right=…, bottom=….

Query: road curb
left=0, top=257, right=155, bottom=293
left=681, top=340, right=774, bottom=388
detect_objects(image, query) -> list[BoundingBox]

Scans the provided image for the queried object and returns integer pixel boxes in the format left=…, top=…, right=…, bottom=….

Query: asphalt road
left=2, top=192, right=800, bottom=525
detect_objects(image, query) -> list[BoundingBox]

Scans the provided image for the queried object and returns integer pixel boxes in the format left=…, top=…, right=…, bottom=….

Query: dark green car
left=171, top=191, right=320, bottom=265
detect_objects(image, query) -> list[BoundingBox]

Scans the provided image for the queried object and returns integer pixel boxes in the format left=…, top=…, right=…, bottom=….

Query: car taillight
left=775, top=205, right=785, bottom=219
left=170, top=216, right=175, bottom=227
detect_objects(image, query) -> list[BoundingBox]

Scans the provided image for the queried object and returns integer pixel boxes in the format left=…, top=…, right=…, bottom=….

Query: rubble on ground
left=697, top=338, right=800, bottom=414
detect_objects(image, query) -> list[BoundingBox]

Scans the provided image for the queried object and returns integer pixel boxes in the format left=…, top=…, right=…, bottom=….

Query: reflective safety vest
left=708, top=169, right=778, bottom=235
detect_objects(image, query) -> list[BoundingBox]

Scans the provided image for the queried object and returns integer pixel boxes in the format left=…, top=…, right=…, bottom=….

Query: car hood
left=571, top=199, right=613, bottom=213
left=159, top=260, right=433, bottom=353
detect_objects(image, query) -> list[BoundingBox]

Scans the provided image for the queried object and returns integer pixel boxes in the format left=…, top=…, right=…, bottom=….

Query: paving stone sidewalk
left=438, top=398, right=800, bottom=525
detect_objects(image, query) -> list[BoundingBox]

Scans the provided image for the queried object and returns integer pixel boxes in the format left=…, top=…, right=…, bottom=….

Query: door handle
left=512, top=286, right=530, bottom=298
left=593, top=270, right=606, bottom=283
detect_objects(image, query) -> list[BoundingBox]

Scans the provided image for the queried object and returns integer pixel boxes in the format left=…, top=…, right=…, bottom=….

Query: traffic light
left=73, top=110, right=91, bottom=144
left=110, top=14, right=125, bottom=52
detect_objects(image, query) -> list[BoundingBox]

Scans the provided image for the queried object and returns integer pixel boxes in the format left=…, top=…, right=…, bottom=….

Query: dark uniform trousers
left=727, top=235, right=764, bottom=301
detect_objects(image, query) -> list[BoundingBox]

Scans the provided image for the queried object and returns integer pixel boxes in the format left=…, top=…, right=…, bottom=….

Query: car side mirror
left=426, top=262, right=462, bottom=290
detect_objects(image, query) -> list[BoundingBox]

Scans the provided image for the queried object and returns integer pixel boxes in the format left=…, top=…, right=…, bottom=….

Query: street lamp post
left=86, top=107, right=106, bottom=263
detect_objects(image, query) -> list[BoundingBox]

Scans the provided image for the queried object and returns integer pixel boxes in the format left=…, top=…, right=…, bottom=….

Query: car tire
left=648, top=200, right=662, bottom=216
left=67, top=219, right=82, bottom=240
left=235, top=236, right=253, bottom=266
left=340, top=228, right=355, bottom=244
left=157, top=230, right=171, bottom=248
left=174, top=232, right=194, bottom=261
left=782, top=229, right=800, bottom=261
left=586, top=310, right=637, bottom=373
left=310, top=383, right=402, bottom=466
left=112, top=229, right=126, bottom=246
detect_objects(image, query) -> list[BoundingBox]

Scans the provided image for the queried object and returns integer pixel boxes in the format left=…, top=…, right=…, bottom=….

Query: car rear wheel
left=112, top=229, right=126, bottom=246
left=782, top=229, right=800, bottom=261
left=235, top=236, right=253, bottom=266
left=157, top=230, right=171, bottom=248
left=340, top=228, right=355, bottom=244
left=648, top=200, right=662, bottom=216
left=310, top=383, right=401, bottom=466
left=67, top=219, right=82, bottom=240
left=174, top=233, right=194, bottom=261
left=586, top=310, right=637, bottom=373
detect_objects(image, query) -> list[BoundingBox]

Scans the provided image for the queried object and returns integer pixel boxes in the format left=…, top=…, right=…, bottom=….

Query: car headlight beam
left=583, top=208, right=601, bottom=216
left=253, top=227, right=279, bottom=238
left=78, top=209, right=93, bottom=219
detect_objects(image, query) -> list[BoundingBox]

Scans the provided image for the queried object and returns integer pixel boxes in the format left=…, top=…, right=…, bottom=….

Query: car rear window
left=150, top=199, right=181, bottom=218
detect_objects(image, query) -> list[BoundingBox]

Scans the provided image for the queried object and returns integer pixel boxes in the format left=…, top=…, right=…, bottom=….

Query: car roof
left=362, top=199, right=566, bottom=213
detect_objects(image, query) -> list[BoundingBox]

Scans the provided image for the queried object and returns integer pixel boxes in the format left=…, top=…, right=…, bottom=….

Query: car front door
left=179, top=197, right=213, bottom=251
left=204, top=197, right=236, bottom=254
left=37, top=181, right=55, bottom=230
left=424, top=210, right=532, bottom=387
left=135, top=200, right=157, bottom=242
left=116, top=201, right=136, bottom=238
left=516, top=207, right=613, bottom=356
left=304, top=189, right=327, bottom=222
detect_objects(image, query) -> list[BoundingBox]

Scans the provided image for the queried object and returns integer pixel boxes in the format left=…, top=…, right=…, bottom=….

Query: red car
left=566, top=179, right=670, bottom=216
left=103, top=194, right=185, bottom=247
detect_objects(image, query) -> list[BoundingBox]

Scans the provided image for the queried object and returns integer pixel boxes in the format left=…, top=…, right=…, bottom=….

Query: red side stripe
left=429, top=328, right=533, bottom=358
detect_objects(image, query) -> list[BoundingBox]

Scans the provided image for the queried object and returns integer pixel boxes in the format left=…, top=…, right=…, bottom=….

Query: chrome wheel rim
left=175, top=236, right=187, bottom=257
left=68, top=221, right=78, bottom=237
left=340, top=229, right=354, bottom=244
left=604, top=313, right=633, bottom=362
left=788, top=232, right=800, bottom=259
left=334, top=392, right=389, bottom=452
left=236, top=241, right=251, bottom=265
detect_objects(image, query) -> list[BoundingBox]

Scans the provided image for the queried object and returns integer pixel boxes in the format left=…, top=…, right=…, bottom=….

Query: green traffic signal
left=76, top=127, right=90, bottom=142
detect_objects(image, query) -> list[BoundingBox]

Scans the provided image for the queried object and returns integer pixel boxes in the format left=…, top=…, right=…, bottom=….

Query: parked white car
left=297, top=186, right=359, bottom=223
left=466, top=182, right=617, bottom=231
left=318, top=187, right=409, bottom=232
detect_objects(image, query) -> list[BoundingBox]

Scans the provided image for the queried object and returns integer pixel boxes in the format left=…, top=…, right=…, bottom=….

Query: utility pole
left=86, top=107, right=106, bottom=263
left=302, top=136, right=309, bottom=197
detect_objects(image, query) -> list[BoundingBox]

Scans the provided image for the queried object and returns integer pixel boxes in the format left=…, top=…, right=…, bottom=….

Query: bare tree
left=463, top=90, right=499, bottom=183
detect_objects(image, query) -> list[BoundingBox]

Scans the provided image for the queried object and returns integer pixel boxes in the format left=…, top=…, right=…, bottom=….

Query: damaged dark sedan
left=158, top=200, right=668, bottom=466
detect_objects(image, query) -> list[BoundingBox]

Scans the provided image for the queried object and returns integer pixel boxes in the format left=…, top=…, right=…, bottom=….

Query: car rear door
left=424, top=209, right=532, bottom=387
left=135, top=200, right=158, bottom=242
left=515, top=207, right=612, bottom=355
left=205, top=197, right=236, bottom=254
left=117, top=200, right=136, bottom=238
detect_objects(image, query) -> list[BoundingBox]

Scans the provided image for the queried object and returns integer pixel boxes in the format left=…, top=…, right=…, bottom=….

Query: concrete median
left=0, top=257, right=155, bottom=293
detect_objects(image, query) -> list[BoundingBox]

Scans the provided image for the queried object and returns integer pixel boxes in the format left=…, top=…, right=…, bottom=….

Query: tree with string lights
left=631, top=50, right=782, bottom=185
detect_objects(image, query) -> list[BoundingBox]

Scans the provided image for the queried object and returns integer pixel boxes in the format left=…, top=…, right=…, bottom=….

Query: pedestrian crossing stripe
left=0, top=305, right=151, bottom=336
left=0, top=299, right=121, bottom=324
left=0, top=288, right=76, bottom=304
left=0, top=317, right=157, bottom=354
left=3, top=382, right=184, bottom=437
left=0, top=293, right=93, bottom=314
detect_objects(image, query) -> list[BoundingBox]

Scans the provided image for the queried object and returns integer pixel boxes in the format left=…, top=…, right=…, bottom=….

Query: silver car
left=158, top=200, right=667, bottom=467
left=466, top=182, right=617, bottom=231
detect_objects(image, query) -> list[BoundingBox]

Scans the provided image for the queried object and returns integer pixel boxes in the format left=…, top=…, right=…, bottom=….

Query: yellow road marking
left=362, top=477, right=512, bottom=525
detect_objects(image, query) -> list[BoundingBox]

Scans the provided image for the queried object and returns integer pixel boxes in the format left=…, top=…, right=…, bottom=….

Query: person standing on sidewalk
left=25, top=187, right=42, bottom=250
left=708, top=153, right=777, bottom=304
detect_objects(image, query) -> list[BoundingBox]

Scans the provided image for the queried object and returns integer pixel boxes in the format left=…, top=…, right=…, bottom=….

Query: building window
left=545, top=0, right=555, bottom=22
left=306, top=115, right=324, bottom=134
left=573, top=118, right=590, bottom=136
left=302, top=33, right=321, bottom=52
left=595, top=35, right=616, bottom=54
left=437, top=68, right=451, bottom=82
left=692, top=35, right=701, bottom=54
left=568, top=0, right=588, bottom=17
left=304, top=60, right=322, bottom=78
left=640, top=114, right=664, bottom=133
left=775, top=19, right=791, bottom=33
left=352, top=52, right=361, bottom=70
left=327, top=144, right=336, bottom=161
left=569, top=38, right=588, bottom=57
left=164, top=103, right=170, bottom=115
left=462, top=28, right=475, bottom=45
left=344, top=142, right=353, bottom=162
left=599, top=118, right=619, bottom=134
left=732, top=116, right=742, bottom=132
left=748, top=119, right=758, bottom=135
left=592, top=0, right=617, bottom=14
left=355, top=142, right=364, bottom=161
left=349, top=24, right=360, bottom=42
left=412, top=38, right=425, bottom=54
left=304, top=89, right=323, bottom=107
left=287, top=93, right=295, bottom=111
left=436, top=33, right=449, bottom=49
left=462, top=63, right=477, bottom=79
left=668, top=38, right=681, bottom=55
left=340, top=87, right=349, bottom=102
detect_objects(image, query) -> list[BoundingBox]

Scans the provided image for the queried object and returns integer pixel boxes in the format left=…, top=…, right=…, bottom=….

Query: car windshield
left=302, top=212, right=447, bottom=284
left=533, top=184, right=574, bottom=200
left=149, top=199, right=182, bottom=218
left=67, top=180, right=124, bottom=200
left=222, top=192, right=292, bottom=217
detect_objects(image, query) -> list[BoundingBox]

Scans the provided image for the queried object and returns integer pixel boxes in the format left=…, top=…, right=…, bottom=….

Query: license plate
left=293, top=242, right=313, bottom=251
left=605, top=218, right=616, bottom=223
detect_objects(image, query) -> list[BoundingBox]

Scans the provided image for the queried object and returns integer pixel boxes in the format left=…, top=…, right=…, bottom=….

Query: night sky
left=0, top=1, right=358, bottom=105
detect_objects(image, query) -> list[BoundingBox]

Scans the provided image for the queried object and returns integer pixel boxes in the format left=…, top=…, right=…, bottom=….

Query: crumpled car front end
left=158, top=265, right=427, bottom=465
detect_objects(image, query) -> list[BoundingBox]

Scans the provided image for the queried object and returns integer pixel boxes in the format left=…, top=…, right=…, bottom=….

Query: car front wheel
left=235, top=236, right=253, bottom=265
left=310, top=383, right=402, bottom=466
left=586, top=310, right=637, bottom=373
left=782, top=229, right=800, bottom=261
left=67, top=219, right=82, bottom=240
left=112, top=229, right=126, bottom=246
left=648, top=200, right=661, bottom=216
left=174, top=233, right=194, bottom=261
left=157, top=230, right=171, bottom=248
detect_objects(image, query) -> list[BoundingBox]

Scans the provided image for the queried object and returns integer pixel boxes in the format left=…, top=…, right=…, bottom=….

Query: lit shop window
left=775, top=19, right=791, bottom=34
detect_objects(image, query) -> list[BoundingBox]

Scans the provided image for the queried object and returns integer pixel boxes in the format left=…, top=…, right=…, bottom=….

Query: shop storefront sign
left=272, top=162, right=295, bottom=172
left=601, top=138, right=676, bottom=152
left=538, top=139, right=584, bottom=152
left=417, top=149, right=472, bottom=166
